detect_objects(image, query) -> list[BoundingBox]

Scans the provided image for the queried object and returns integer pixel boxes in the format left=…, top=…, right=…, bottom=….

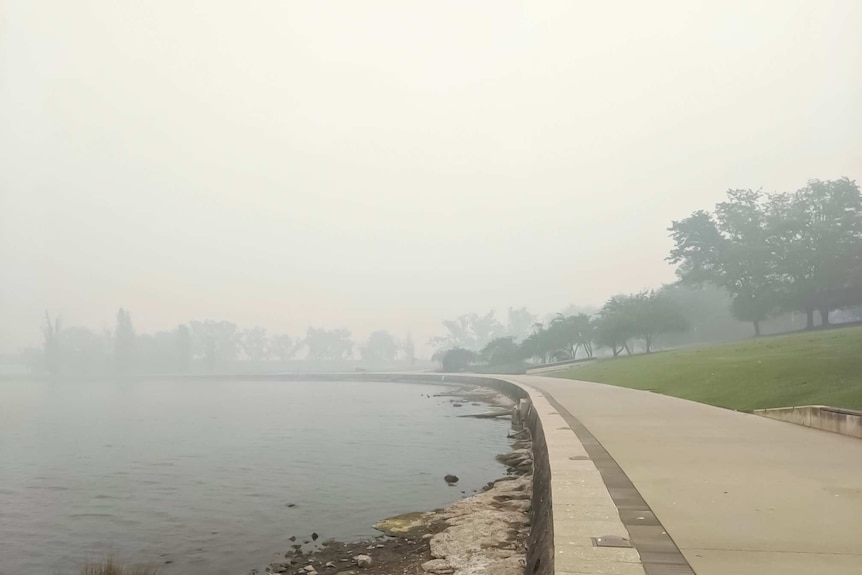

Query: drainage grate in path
left=592, top=535, right=633, bottom=548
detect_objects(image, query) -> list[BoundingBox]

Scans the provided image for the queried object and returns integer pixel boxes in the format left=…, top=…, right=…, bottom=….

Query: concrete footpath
left=511, top=375, right=862, bottom=575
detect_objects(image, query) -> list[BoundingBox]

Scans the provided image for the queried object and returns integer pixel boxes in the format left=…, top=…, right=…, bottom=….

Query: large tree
left=241, top=327, right=271, bottom=361
left=304, top=327, right=353, bottom=360
left=506, top=307, right=537, bottom=341
left=627, top=291, right=689, bottom=353
left=42, top=311, right=61, bottom=375
left=670, top=180, right=862, bottom=334
left=429, top=310, right=505, bottom=352
left=190, top=320, right=240, bottom=371
left=114, top=308, right=137, bottom=372
left=481, top=336, right=522, bottom=366
left=360, top=330, right=400, bottom=363
left=519, top=323, right=554, bottom=363
left=433, top=347, right=477, bottom=372
left=593, top=295, right=637, bottom=357
left=270, top=334, right=297, bottom=361
left=429, top=315, right=474, bottom=350
left=668, top=190, right=779, bottom=336
left=175, top=324, right=192, bottom=372
left=769, top=178, right=862, bottom=327
left=547, top=313, right=594, bottom=359
left=400, top=333, right=416, bottom=365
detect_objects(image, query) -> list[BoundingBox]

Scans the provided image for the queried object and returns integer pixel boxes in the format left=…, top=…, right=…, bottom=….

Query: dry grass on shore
left=80, top=559, right=160, bottom=575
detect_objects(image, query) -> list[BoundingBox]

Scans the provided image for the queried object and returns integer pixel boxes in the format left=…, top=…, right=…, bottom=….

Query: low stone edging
left=754, top=405, right=862, bottom=439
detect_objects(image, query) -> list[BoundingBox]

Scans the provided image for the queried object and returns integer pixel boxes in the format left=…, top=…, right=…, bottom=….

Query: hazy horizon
left=2, top=0, right=861, bottom=353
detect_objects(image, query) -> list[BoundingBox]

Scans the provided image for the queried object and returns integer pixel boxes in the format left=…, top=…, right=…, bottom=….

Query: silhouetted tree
left=401, top=332, right=416, bottom=365
left=429, top=315, right=474, bottom=351
left=360, top=330, right=399, bottom=362
left=627, top=290, right=689, bottom=353
left=175, top=324, right=192, bottom=372
left=270, top=334, right=297, bottom=361
left=114, top=308, right=137, bottom=373
left=42, top=311, right=61, bottom=375
left=241, top=327, right=270, bottom=361
left=304, top=327, right=353, bottom=360
left=669, top=190, right=779, bottom=336
left=547, top=313, right=595, bottom=359
left=430, top=310, right=505, bottom=352
left=433, top=347, right=477, bottom=371
left=769, top=178, right=862, bottom=327
left=190, top=320, right=240, bottom=371
left=481, top=336, right=522, bottom=365
left=468, top=311, right=505, bottom=350
left=506, top=307, right=536, bottom=341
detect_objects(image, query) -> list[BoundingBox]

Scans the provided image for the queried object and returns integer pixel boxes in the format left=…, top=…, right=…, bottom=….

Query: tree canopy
left=668, top=178, right=862, bottom=334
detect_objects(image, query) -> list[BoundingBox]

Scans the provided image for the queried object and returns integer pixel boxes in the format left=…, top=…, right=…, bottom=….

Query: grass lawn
left=554, top=325, right=862, bottom=412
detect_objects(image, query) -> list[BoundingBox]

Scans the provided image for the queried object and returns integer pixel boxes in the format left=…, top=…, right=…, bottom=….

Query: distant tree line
left=432, top=290, right=689, bottom=370
left=432, top=177, right=862, bottom=370
left=24, top=178, right=861, bottom=374
left=28, top=311, right=415, bottom=375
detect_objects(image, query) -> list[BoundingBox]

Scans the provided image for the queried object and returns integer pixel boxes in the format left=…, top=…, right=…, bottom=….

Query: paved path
left=512, top=375, right=862, bottom=575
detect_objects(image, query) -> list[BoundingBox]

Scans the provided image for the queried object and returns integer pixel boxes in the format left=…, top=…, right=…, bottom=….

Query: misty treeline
left=29, top=311, right=416, bottom=375
left=669, top=177, right=862, bottom=336
left=431, top=287, right=728, bottom=371
left=433, top=177, right=862, bottom=370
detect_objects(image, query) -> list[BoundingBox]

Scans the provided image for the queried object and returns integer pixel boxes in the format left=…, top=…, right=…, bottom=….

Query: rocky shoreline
left=257, top=385, right=533, bottom=575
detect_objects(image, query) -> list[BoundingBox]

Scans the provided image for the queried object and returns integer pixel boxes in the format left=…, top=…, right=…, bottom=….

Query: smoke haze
left=2, top=0, right=860, bottom=352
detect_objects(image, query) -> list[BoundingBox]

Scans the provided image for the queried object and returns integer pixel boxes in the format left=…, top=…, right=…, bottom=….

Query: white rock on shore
left=421, top=476, right=531, bottom=575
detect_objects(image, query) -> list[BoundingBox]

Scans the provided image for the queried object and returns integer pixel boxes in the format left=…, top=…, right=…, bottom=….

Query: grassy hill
left=555, top=325, right=862, bottom=412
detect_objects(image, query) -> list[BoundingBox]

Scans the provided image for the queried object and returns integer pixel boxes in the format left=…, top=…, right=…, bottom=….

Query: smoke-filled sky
left=2, top=0, right=860, bottom=353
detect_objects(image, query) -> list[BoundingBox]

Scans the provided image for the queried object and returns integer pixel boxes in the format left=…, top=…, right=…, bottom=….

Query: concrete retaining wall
left=436, top=375, right=554, bottom=575
left=754, top=405, right=862, bottom=439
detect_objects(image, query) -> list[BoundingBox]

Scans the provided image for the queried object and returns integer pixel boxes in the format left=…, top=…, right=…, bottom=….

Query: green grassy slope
left=555, top=325, right=862, bottom=411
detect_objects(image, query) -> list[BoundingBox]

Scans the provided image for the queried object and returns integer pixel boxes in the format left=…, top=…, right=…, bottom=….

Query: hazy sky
left=2, top=0, right=860, bottom=353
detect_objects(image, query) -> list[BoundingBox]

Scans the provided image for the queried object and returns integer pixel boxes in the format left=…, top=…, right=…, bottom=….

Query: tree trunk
left=805, top=308, right=815, bottom=330
left=753, top=320, right=761, bottom=337
left=612, top=345, right=620, bottom=358
left=645, top=337, right=652, bottom=354
left=624, top=342, right=632, bottom=356
left=819, top=307, right=831, bottom=326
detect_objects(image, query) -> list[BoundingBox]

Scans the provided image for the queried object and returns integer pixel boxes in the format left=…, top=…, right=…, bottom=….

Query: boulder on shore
left=374, top=511, right=430, bottom=536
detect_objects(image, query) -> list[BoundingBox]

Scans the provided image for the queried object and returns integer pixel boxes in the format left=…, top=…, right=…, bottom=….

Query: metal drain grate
left=591, top=536, right=632, bottom=548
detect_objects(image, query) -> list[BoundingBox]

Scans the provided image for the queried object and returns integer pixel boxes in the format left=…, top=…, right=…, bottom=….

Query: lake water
left=0, top=378, right=512, bottom=575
